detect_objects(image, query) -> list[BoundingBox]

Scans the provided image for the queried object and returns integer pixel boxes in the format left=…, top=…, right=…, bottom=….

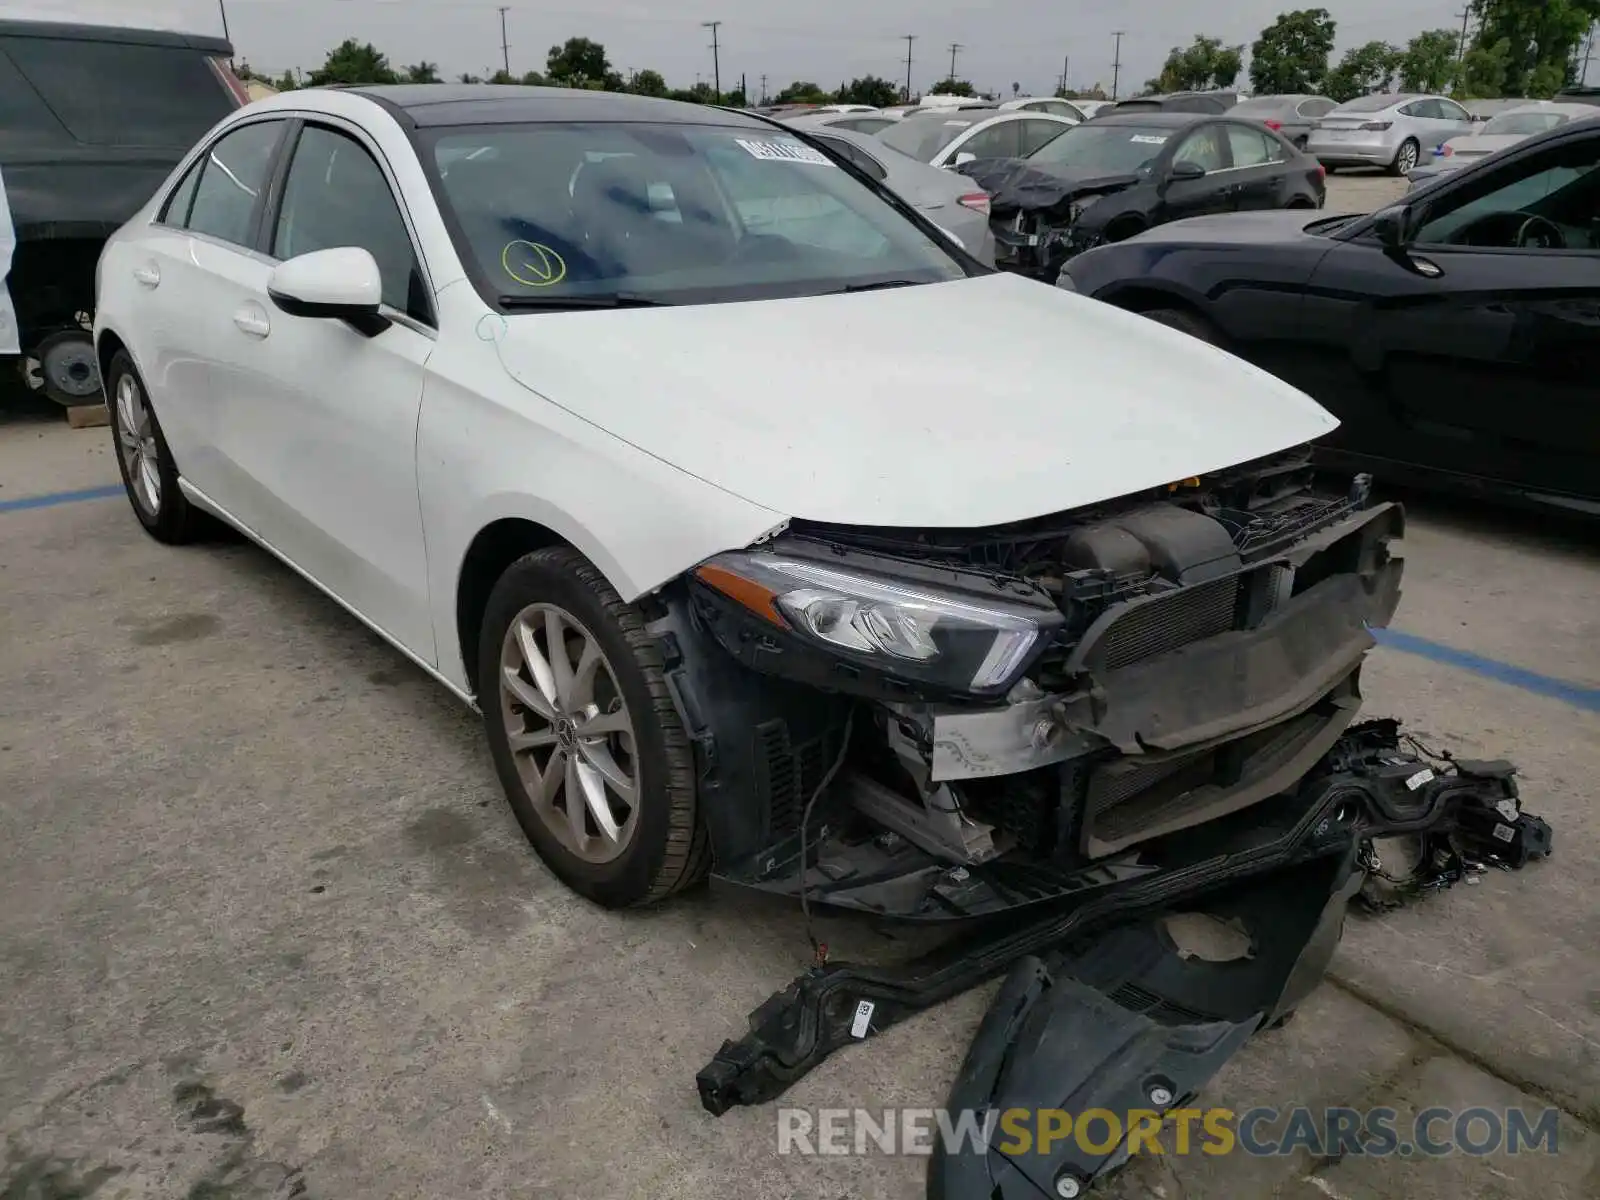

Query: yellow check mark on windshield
left=502, top=240, right=567, bottom=287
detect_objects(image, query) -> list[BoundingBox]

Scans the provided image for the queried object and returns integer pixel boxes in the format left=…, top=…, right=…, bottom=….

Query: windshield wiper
left=497, top=292, right=674, bottom=310
left=828, top=279, right=926, bottom=295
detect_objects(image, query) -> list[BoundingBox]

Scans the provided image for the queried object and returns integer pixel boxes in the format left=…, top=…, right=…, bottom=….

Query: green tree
left=275, top=70, right=297, bottom=92
left=631, top=68, right=668, bottom=97
left=667, top=87, right=702, bottom=103
left=837, top=75, right=900, bottom=107
left=402, top=61, right=440, bottom=84
left=458, top=72, right=483, bottom=84
left=520, top=70, right=547, bottom=86
left=774, top=80, right=833, bottom=103
left=489, top=69, right=517, bottom=84
left=1321, top=40, right=1401, bottom=101
left=1249, top=9, right=1337, bottom=94
left=547, top=36, right=617, bottom=88
left=307, top=39, right=397, bottom=87
left=1455, top=37, right=1511, bottom=96
left=1060, top=83, right=1109, bottom=99
left=1398, top=29, right=1462, bottom=92
left=927, top=77, right=976, bottom=96
left=1148, top=35, right=1244, bottom=92
left=1468, top=0, right=1600, bottom=96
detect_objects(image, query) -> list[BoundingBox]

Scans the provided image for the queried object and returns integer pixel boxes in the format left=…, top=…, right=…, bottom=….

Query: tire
left=106, top=349, right=208, bottom=544
left=1142, top=307, right=1223, bottom=346
left=479, top=546, right=709, bottom=908
left=1389, top=139, right=1420, bottom=177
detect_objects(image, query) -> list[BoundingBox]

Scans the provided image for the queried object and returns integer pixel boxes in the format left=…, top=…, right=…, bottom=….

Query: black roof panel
left=1091, top=111, right=1211, bottom=127
left=350, top=85, right=765, bottom=129
left=0, top=18, right=231, bottom=55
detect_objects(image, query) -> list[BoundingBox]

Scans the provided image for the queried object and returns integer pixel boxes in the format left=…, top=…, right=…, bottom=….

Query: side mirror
left=1371, top=204, right=1416, bottom=251
left=953, top=151, right=977, bottom=166
left=1168, top=160, right=1208, bottom=181
left=267, top=247, right=390, bottom=337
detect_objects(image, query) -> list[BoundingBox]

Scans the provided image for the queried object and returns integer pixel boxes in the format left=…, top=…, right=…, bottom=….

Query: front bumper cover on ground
left=696, top=722, right=1551, bottom=1197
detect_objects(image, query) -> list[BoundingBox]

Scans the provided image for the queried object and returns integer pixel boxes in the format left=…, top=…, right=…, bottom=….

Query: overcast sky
left=29, top=1, right=1471, bottom=97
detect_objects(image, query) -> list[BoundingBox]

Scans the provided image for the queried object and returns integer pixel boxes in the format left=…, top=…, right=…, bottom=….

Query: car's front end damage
left=957, top=159, right=1146, bottom=281
left=650, top=447, right=1553, bottom=1194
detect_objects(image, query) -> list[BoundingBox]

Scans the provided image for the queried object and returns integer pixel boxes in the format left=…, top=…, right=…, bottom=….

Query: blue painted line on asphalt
left=1374, top=627, right=1600, bottom=714
left=0, top=484, right=124, bottom=513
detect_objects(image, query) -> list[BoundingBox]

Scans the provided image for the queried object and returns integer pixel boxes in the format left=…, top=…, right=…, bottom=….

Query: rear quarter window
left=0, top=35, right=236, bottom=147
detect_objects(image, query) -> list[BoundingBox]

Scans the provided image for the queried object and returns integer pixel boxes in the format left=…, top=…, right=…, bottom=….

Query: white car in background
left=999, top=96, right=1089, bottom=121
left=1305, top=92, right=1473, bottom=175
left=877, top=109, right=1078, bottom=167
left=1406, top=102, right=1599, bottom=185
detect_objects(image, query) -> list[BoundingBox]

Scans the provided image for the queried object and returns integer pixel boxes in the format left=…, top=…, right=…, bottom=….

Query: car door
left=224, top=119, right=440, bottom=657
left=941, top=119, right=1021, bottom=166
left=1300, top=131, right=1600, bottom=500
left=1434, top=97, right=1475, bottom=140
left=131, top=117, right=291, bottom=505
left=1224, top=123, right=1292, bottom=211
left=1159, top=122, right=1238, bottom=220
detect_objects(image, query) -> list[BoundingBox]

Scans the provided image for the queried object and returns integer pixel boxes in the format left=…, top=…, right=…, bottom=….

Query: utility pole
left=1581, top=21, right=1596, bottom=85
left=1455, top=6, right=1472, bottom=63
left=759, top=73, right=768, bottom=104
left=498, top=6, right=510, bottom=76
left=1059, top=53, right=1070, bottom=95
left=948, top=42, right=963, bottom=83
left=903, top=34, right=916, bottom=101
left=703, top=21, right=722, bottom=99
left=740, top=71, right=747, bottom=104
left=1111, top=30, right=1124, bottom=99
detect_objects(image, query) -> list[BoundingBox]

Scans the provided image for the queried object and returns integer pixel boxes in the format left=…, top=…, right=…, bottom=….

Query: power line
left=497, top=6, right=510, bottom=75
left=947, top=41, right=963, bottom=81
left=903, top=34, right=915, bottom=101
left=703, top=20, right=722, bottom=98
left=1111, top=30, right=1124, bottom=99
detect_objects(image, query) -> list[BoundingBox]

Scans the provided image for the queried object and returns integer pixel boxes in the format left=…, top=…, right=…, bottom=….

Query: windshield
left=425, top=122, right=967, bottom=307
left=1332, top=94, right=1400, bottom=114
left=1481, top=111, right=1567, bottom=135
left=1024, top=123, right=1173, bottom=172
left=879, top=115, right=978, bottom=161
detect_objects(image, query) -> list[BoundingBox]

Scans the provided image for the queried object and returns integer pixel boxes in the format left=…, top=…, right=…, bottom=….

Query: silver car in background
left=781, top=110, right=896, bottom=135
left=1405, top=102, right=1598, bottom=187
left=877, top=110, right=1077, bottom=167
left=1306, top=93, right=1473, bottom=174
left=1229, top=94, right=1337, bottom=148
left=999, top=96, right=1089, bottom=121
left=795, top=125, right=998, bottom=264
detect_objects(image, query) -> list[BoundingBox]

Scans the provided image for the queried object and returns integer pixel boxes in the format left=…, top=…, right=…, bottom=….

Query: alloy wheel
left=1397, top=141, right=1418, bottom=172
left=115, top=373, right=162, bottom=516
left=498, top=602, right=640, bottom=864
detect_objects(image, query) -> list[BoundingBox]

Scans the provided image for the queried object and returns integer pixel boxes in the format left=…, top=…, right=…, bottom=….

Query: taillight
left=1264, top=119, right=1283, bottom=130
left=1360, top=120, right=1393, bottom=131
left=1314, top=163, right=1326, bottom=180
left=957, top=192, right=990, bottom=215
left=208, top=55, right=251, bottom=107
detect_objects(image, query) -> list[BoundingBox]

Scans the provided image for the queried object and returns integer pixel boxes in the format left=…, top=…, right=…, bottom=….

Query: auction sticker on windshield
left=1130, top=134, right=1168, bottom=145
left=735, top=138, right=834, bottom=166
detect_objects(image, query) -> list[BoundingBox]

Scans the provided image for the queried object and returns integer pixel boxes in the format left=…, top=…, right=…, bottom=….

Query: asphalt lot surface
left=3, top=173, right=1598, bottom=1200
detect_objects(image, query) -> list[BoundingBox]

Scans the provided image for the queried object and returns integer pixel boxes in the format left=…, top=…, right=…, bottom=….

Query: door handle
left=233, top=304, right=271, bottom=338
left=133, top=263, right=160, bottom=288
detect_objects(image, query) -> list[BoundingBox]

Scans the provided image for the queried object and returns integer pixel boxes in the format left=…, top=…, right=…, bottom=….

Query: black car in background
left=0, top=19, right=245, bottom=404
left=958, top=112, right=1325, bottom=281
left=1056, top=118, right=1600, bottom=514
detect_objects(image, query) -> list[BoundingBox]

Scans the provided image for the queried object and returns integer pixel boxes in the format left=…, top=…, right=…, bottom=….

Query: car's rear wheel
left=1390, top=139, right=1420, bottom=176
left=1142, top=307, right=1223, bottom=346
left=106, top=349, right=207, bottom=544
left=479, top=546, right=709, bottom=907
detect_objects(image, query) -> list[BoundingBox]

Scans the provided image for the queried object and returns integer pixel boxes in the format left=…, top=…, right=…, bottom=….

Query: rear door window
left=954, top=121, right=1022, bottom=160
left=184, top=120, right=285, bottom=247
left=1226, top=125, right=1283, bottom=167
left=812, top=135, right=888, bottom=181
left=0, top=35, right=236, bottom=147
left=1018, top=119, right=1069, bottom=155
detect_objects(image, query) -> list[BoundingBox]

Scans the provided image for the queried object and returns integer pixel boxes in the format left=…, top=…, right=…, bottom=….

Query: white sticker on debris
left=1493, top=822, right=1516, bottom=843
left=1404, top=768, right=1435, bottom=791
left=0, top=166, right=19, bottom=356
left=734, top=138, right=834, bottom=165
left=851, top=999, right=875, bottom=1038
left=1130, top=134, right=1169, bottom=145
left=1496, top=799, right=1519, bottom=821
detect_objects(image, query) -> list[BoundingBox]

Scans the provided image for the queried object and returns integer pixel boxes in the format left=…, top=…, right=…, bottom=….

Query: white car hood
left=494, top=273, right=1337, bottom=529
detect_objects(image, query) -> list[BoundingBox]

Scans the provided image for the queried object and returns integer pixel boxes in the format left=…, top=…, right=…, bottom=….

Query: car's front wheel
left=479, top=547, right=709, bottom=908
left=106, top=349, right=207, bottom=544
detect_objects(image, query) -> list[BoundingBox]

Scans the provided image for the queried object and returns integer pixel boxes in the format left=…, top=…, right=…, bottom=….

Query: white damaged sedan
left=96, top=86, right=1403, bottom=915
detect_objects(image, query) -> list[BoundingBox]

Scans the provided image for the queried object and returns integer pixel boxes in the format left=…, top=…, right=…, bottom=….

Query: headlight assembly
left=693, top=551, right=1061, bottom=696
